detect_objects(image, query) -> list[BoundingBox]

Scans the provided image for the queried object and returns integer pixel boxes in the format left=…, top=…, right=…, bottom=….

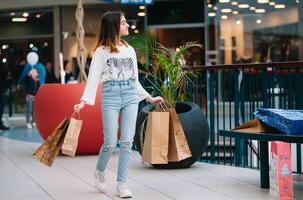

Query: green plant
left=129, top=33, right=201, bottom=108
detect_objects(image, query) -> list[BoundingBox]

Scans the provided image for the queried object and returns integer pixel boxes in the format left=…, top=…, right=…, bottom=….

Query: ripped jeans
left=96, top=80, right=139, bottom=183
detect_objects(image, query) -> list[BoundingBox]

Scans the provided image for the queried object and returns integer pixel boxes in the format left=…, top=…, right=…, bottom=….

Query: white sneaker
left=26, top=123, right=32, bottom=129
left=116, top=182, right=133, bottom=198
left=94, top=169, right=106, bottom=192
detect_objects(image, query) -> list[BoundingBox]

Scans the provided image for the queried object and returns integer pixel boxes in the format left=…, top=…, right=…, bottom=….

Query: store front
left=206, top=0, right=302, bottom=65
left=0, top=9, right=53, bottom=85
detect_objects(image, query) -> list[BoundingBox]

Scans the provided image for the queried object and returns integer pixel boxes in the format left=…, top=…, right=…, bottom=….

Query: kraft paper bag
left=270, top=141, right=293, bottom=200
left=233, top=118, right=281, bottom=134
left=141, top=110, right=169, bottom=164
left=167, top=108, right=192, bottom=162
left=33, top=118, right=70, bottom=167
left=62, top=112, right=83, bottom=157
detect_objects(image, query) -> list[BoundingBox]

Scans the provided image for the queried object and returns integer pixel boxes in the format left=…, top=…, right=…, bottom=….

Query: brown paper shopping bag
left=233, top=118, right=280, bottom=133
left=141, top=109, right=169, bottom=164
left=33, top=118, right=70, bottom=167
left=62, top=112, right=83, bottom=157
left=168, top=108, right=192, bottom=162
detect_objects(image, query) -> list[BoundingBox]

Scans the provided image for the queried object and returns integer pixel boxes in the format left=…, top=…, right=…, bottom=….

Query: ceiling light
left=232, top=10, right=239, bottom=15
left=134, top=29, right=139, bottom=34
left=221, top=8, right=232, bottom=13
left=296, top=0, right=300, bottom=3
left=131, top=25, right=136, bottom=29
left=256, top=19, right=262, bottom=24
left=221, top=15, right=228, bottom=19
left=29, top=44, right=34, bottom=48
left=138, top=12, right=145, bottom=17
left=43, top=42, right=48, bottom=47
left=2, top=58, right=7, bottom=63
left=236, top=20, right=241, bottom=24
left=213, top=6, right=218, bottom=10
left=274, top=4, right=286, bottom=9
left=255, top=9, right=266, bottom=13
left=208, top=4, right=212, bottom=8
left=2, top=45, right=8, bottom=49
left=269, top=2, right=275, bottom=6
left=36, top=14, right=41, bottom=18
left=22, top=12, right=29, bottom=17
left=10, top=12, right=15, bottom=16
left=250, top=7, right=256, bottom=11
left=139, top=5, right=145, bottom=10
left=238, top=4, right=249, bottom=8
left=12, top=17, right=27, bottom=22
left=231, top=1, right=238, bottom=5
left=208, top=12, right=216, bottom=17
left=257, top=0, right=269, bottom=3
left=219, top=0, right=230, bottom=3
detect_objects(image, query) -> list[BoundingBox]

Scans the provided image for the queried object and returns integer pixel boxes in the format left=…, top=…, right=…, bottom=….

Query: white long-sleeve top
left=80, top=45, right=150, bottom=105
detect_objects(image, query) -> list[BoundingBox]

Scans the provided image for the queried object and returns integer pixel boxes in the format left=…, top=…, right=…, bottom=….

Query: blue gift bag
left=254, top=108, right=303, bottom=135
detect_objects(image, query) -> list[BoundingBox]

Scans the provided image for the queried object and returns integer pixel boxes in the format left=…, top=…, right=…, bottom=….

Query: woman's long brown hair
left=98, top=11, right=128, bottom=53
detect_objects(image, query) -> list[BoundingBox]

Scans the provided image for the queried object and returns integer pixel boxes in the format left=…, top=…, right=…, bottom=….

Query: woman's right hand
left=74, top=101, right=85, bottom=112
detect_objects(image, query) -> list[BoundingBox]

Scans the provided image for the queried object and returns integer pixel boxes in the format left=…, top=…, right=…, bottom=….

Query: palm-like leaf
left=130, top=33, right=200, bottom=108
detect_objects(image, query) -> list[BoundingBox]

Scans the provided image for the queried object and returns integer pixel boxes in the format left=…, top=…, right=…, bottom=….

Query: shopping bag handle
left=71, top=111, right=81, bottom=119
left=159, top=101, right=169, bottom=111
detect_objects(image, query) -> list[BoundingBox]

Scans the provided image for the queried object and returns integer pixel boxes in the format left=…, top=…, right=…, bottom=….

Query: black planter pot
left=134, top=102, right=210, bottom=169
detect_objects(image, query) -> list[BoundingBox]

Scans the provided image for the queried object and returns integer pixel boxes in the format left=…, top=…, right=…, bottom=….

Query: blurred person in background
left=64, top=60, right=75, bottom=83
left=17, top=52, right=46, bottom=128
left=45, top=61, right=58, bottom=83
left=0, top=62, right=11, bottom=130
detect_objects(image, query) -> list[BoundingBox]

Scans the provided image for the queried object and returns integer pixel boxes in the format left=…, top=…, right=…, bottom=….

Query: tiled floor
left=0, top=115, right=302, bottom=200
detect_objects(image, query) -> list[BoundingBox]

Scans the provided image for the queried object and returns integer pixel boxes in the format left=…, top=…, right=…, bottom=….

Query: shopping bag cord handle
left=159, top=101, right=168, bottom=111
left=71, top=111, right=81, bottom=119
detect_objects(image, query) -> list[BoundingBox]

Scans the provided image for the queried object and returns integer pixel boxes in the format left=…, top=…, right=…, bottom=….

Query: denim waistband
left=103, top=79, right=135, bottom=86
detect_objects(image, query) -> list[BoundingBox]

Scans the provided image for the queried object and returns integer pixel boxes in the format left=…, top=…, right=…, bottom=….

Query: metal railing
left=139, top=61, right=303, bottom=170
left=183, top=61, right=303, bottom=171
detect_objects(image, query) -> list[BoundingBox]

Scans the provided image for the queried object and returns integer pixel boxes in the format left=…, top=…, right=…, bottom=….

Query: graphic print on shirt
left=102, top=57, right=136, bottom=80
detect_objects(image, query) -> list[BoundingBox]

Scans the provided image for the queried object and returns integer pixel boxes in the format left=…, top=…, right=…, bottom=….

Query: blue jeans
left=26, top=94, right=35, bottom=123
left=96, top=80, right=138, bottom=183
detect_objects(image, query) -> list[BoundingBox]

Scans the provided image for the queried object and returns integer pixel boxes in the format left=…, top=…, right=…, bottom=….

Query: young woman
left=74, top=11, right=163, bottom=198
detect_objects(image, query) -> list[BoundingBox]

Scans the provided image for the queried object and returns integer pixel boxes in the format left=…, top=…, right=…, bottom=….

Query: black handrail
left=190, top=61, right=303, bottom=71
